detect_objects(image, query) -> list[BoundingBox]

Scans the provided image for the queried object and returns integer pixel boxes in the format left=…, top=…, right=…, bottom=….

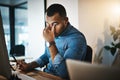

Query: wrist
left=46, top=41, right=55, bottom=47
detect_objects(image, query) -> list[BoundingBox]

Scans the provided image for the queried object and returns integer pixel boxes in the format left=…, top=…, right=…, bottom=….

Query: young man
left=18, top=4, right=87, bottom=79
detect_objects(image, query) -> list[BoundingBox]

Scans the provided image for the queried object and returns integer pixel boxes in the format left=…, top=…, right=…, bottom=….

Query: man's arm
left=18, top=47, right=49, bottom=71
left=18, top=61, right=39, bottom=71
left=43, top=24, right=57, bottom=62
left=48, top=41, right=58, bottom=62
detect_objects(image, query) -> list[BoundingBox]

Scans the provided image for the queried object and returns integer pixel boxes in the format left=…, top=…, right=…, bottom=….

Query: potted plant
left=104, top=25, right=120, bottom=56
left=104, top=25, right=120, bottom=66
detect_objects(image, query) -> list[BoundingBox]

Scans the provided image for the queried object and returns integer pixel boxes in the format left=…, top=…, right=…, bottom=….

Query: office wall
left=27, top=0, right=45, bottom=62
left=78, top=0, right=120, bottom=65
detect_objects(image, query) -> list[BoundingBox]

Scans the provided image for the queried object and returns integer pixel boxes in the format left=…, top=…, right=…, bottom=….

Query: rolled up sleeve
left=53, top=53, right=64, bottom=65
left=35, top=48, right=49, bottom=67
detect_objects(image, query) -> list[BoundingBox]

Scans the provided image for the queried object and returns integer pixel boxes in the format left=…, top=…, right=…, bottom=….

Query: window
left=0, top=1, right=28, bottom=56
left=0, top=6, right=10, bottom=55
left=15, top=8, right=28, bottom=48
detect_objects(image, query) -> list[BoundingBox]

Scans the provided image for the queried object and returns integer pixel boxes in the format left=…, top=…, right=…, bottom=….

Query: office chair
left=10, top=44, right=25, bottom=56
left=84, top=45, right=93, bottom=63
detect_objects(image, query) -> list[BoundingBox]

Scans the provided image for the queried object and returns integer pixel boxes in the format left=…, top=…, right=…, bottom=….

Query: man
left=18, top=4, right=87, bottom=79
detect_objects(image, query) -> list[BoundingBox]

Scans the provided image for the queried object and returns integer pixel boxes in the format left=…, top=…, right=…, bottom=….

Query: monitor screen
left=0, top=11, right=12, bottom=79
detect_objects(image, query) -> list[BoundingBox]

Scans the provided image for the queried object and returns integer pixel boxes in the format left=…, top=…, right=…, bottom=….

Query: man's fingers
left=52, top=23, right=57, bottom=32
left=51, top=25, right=55, bottom=32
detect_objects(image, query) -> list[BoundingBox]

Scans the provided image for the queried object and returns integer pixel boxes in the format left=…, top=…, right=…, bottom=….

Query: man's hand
left=17, top=61, right=39, bottom=72
left=17, top=60, right=29, bottom=71
left=43, top=23, right=56, bottom=42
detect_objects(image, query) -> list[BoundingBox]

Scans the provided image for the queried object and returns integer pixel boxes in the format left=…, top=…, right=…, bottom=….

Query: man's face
left=45, top=13, right=68, bottom=37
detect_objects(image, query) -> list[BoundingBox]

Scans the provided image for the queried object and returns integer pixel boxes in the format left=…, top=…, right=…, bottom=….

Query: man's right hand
left=17, top=60, right=29, bottom=71
left=17, top=61, right=40, bottom=72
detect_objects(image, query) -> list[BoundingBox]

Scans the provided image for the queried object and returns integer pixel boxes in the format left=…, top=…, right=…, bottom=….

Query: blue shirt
left=36, top=23, right=87, bottom=79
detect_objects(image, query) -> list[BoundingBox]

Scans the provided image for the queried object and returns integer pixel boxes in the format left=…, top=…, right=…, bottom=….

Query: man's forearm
left=49, top=43, right=58, bottom=62
left=27, top=61, right=39, bottom=70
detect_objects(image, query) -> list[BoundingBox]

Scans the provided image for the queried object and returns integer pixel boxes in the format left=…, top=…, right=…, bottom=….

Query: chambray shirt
left=36, top=23, right=87, bottom=79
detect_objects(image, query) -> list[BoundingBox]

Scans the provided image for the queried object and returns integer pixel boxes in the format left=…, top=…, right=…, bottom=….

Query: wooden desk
left=10, top=61, right=65, bottom=80
left=0, top=75, right=7, bottom=80
left=0, top=70, right=64, bottom=80
left=21, top=70, right=64, bottom=80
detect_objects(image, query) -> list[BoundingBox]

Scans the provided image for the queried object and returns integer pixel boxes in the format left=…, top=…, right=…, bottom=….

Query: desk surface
left=21, top=70, right=64, bottom=80
left=0, top=70, right=64, bottom=80
left=10, top=59, right=63, bottom=80
left=10, top=59, right=65, bottom=80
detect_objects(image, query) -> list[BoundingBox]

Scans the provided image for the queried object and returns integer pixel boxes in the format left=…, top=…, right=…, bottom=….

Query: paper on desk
left=9, top=56, right=33, bottom=61
left=12, top=71, right=36, bottom=80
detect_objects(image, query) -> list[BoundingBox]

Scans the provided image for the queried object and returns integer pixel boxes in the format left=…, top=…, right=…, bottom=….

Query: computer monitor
left=66, top=59, right=120, bottom=80
left=0, top=11, right=12, bottom=79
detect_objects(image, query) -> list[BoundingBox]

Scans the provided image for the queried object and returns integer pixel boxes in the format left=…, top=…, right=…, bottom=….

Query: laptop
left=0, top=11, right=35, bottom=80
left=66, top=59, right=120, bottom=80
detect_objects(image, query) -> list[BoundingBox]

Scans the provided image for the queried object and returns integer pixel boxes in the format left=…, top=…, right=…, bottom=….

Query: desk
left=22, top=70, right=64, bottom=80
left=10, top=61, right=64, bottom=80
left=0, top=75, right=7, bottom=80
left=0, top=70, right=64, bottom=80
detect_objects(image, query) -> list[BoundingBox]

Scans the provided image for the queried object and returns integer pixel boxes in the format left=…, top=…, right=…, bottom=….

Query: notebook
left=0, top=11, right=35, bottom=80
left=66, top=59, right=120, bottom=80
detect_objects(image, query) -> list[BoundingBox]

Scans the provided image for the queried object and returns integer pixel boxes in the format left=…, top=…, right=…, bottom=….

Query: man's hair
left=46, top=4, right=67, bottom=17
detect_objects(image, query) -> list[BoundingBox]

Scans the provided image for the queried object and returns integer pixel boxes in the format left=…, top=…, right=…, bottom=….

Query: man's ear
left=64, top=17, right=68, bottom=25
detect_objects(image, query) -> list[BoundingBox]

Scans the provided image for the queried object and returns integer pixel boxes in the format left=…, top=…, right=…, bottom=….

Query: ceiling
left=0, top=0, right=27, bottom=6
left=0, top=0, right=28, bottom=26
left=0, top=0, right=27, bottom=8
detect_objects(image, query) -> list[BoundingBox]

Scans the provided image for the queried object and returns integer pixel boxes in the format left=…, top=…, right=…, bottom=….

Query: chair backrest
left=84, top=45, right=92, bottom=63
left=10, top=44, right=25, bottom=56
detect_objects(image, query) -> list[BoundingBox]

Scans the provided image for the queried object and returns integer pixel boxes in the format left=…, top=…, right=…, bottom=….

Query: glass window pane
left=0, top=6, right=10, bottom=55
left=15, top=8, right=28, bottom=51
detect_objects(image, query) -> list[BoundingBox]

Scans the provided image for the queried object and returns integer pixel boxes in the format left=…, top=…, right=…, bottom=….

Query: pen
left=10, top=64, right=15, bottom=71
left=12, top=55, right=18, bottom=64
